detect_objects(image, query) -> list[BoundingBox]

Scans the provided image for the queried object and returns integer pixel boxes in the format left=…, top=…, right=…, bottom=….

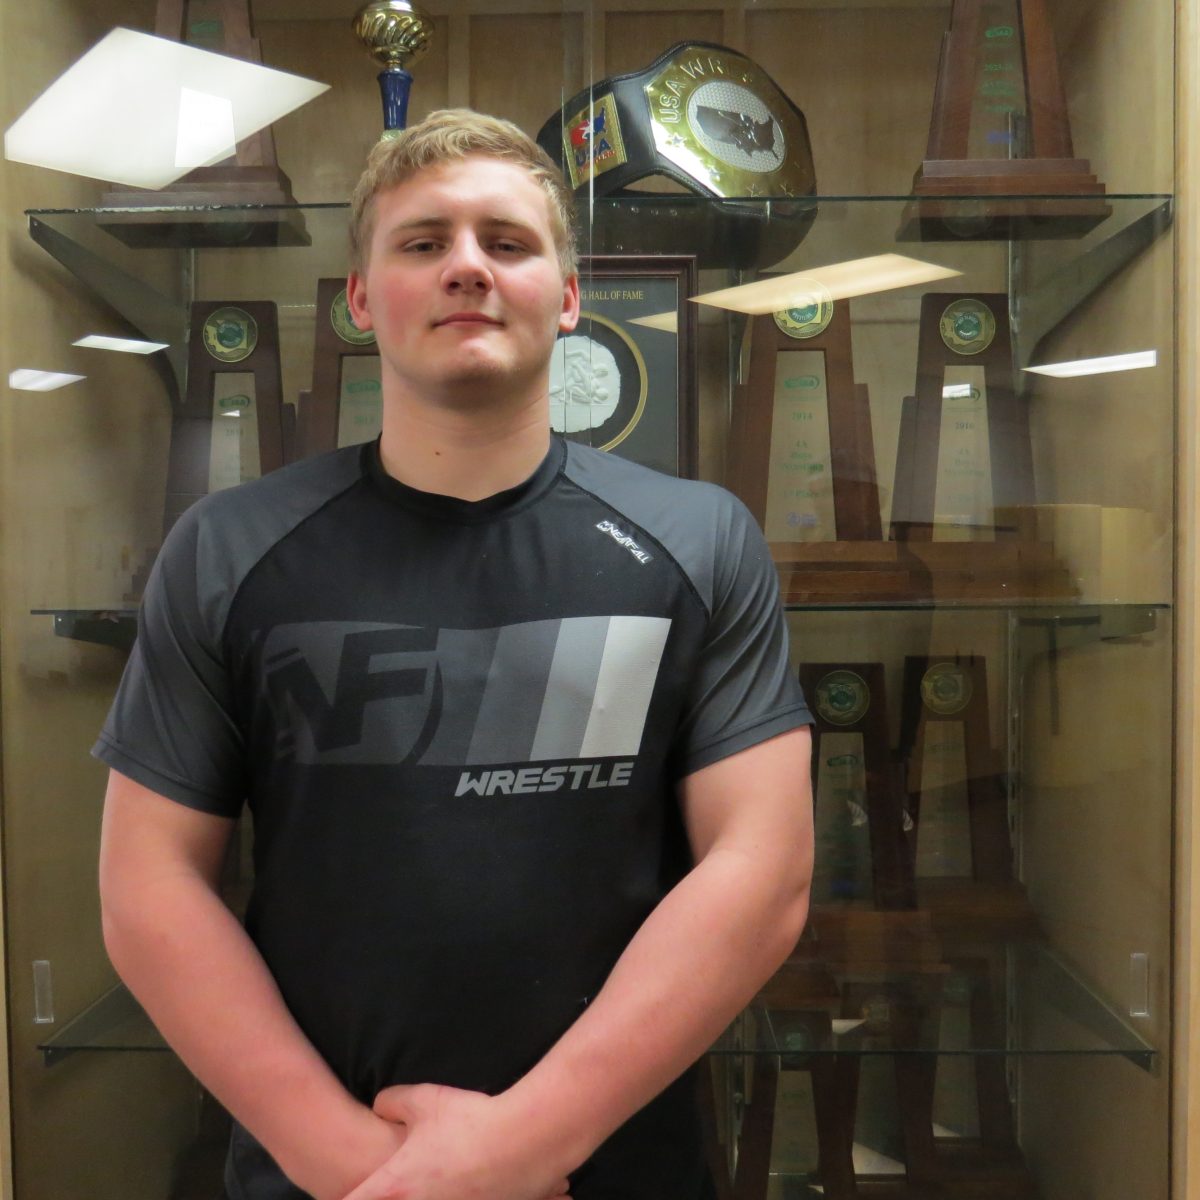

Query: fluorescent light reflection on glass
left=1024, top=350, right=1158, bottom=379
left=690, top=254, right=961, bottom=314
left=942, top=383, right=975, bottom=399
left=9, top=370, right=85, bottom=391
left=74, top=335, right=169, bottom=355
left=175, top=86, right=237, bottom=170
left=3, top=28, right=328, bottom=188
left=629, top=311, right=678, bottom=334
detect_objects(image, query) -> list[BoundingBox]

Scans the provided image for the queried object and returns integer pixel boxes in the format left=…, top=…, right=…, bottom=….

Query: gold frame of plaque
left=899, top=0, right=1109, bottom=240
left=163, top=300, right=285, bottom=534
left=295, top=279, right=382, bottom=460
left=728, top=298, right=881, bottom=546
left=99, top=0, right=308, bottom=248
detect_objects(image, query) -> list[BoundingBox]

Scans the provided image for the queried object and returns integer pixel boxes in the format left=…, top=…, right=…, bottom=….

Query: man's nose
left=442, top=235, right=493, bottom=291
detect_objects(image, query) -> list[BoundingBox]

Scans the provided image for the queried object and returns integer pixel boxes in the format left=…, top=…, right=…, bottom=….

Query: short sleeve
left=92, top=506, right=248, bottom=816
left=674, top=497, right=811, bottom=777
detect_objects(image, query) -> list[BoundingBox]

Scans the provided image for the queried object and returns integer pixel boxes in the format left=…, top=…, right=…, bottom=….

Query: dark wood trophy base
left=769, top=540, right=1075, bottom=605
left=900, top=158, right=1110, bottom=242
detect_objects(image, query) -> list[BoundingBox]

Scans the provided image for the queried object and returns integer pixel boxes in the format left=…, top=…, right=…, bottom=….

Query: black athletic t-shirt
left=94, top=436, right=811, bottom=1198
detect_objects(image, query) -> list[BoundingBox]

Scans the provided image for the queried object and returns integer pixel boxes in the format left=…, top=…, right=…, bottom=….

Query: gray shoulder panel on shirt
left=173, top=443, right=365, bottom=641
left=560, top=441, right=746, bottom=615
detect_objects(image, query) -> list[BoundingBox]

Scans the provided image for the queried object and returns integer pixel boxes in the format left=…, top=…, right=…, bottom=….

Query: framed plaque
left=890, top=293, right=1033, bottom=542
left=899, top=0, right=1108, bottom=240
left=730, top=297, right=881, bottom=544
left=164, top=300, right=285, bottom=532
left=557, top=256, right=697, bottom=478
left=295, top=278, right=382, bottom=459
left=799, top=663, right=913, bottom=910
left=896, top=655, right=1011, bottom=885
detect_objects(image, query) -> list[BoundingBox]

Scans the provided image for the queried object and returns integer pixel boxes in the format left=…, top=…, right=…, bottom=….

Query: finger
left=372, top=1083, right=418, bottom=1122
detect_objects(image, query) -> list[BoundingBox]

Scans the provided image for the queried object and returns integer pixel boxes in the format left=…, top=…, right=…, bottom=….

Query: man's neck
left=377, top=389, right=553, bottom=501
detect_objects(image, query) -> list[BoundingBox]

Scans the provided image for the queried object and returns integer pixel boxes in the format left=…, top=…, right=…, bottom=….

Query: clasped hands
left=339, top=1082, right=572, bottom=1200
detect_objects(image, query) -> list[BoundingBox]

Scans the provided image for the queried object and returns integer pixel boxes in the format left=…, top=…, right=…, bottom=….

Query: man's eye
left=405, top=240, right=439, bottom=253
left=495, top=241, right=526, bottom=253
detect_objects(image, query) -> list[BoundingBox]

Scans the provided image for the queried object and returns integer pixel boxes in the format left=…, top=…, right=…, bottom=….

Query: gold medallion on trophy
left=920, top=661, right=974, bottom=715
left=774, top=287, right=834, bottom=339
left=814, top=669, right=871, bottom=726
left=939, top=298, right=996, bottom=356
left=331, top=289, right=376, bottom=346
left=203, top=307, right=258, bottom=363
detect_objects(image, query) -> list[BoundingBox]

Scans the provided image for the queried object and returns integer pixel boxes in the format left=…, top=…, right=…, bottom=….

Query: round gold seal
left=202, top=307, right=257, bottom=363
left=773, top=288, right=833, bottom=339
left=920, top=661, right=973, bottom=716
left=814, top=669, right=870, bottom=727
left=331, top=289, right=376, bottom=346
left=939, top=299, right=996, bottom=356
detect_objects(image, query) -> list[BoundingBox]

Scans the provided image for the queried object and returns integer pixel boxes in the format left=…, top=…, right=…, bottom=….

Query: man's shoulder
left=185, top=443, right=367, bottom=530
left=560, top=442, right=761, bottom=608
left=154, top=444, right=368, bottom=600
left=560, top=441, right=739, bottom=521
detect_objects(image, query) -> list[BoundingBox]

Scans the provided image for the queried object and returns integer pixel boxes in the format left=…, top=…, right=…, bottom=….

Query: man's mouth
left=434, top=313, right=502, bottom=327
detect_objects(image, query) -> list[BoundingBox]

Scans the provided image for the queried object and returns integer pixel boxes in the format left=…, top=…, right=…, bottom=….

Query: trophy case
left=1, top=0, right=1179, bottom=1197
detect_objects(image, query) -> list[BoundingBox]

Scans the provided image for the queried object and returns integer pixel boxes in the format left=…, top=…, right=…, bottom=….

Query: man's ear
left=558, top=273, right=581, bottom=334
left=346, top=270, right=374, bottom=332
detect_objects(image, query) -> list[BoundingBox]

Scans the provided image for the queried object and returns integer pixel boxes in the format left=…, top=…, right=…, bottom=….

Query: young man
left=96, top=109, right=814, bottom=1200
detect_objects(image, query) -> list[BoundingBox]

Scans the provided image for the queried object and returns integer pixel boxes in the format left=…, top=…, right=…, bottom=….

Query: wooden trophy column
left=294, top=279, right=383, bottom=460
left=162, top=300, right=285, bottom=534
left=888, top=292, right=1074, bottom=600
left=900, top=0, right=1108, bottom=239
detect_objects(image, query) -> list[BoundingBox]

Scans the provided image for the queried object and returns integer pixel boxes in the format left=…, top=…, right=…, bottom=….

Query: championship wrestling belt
left=537, top=42, right=817, bottom=268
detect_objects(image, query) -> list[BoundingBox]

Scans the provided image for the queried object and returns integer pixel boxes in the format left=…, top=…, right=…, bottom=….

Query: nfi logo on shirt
left=262, top=615, right=671, bottom=770
left=595, top=520, right=652, bottom=564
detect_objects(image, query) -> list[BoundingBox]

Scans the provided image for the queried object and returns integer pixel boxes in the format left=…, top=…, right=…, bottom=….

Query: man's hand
left=339, top=1084, right=571, bottom=1200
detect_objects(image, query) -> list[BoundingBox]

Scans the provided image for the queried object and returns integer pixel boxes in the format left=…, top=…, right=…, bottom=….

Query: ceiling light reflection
left=690, top=254, right=961, bottom=314
left=942, top=383, right=975, bottom=399
left=74, top=335, right=169, bottom=355
left=9, top=370, right=85, bottom=391
left=1024, top=350, right=1158, bottom=378
left=4, top=28, right=328, bottom=188
left=628, top=311, right=678, bottom=334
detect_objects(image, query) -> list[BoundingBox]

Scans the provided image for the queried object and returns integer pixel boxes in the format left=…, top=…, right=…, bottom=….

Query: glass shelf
left=710, top=934, right=1155, bottom=1069
left=780, top=600, right=1168, bottom=617
left=44, top=929, right=1154, bottom=1069
left=24, top=194, right=1174, bottom=389
left=37, top=985, right=166, bottom=1065
left=30, top=609, right=137, bottom=651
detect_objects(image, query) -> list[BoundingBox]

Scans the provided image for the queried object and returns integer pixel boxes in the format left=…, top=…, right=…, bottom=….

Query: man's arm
left=344, top=725, right=813, bottom=1200
left=98, top=769, right=407, bottom=1199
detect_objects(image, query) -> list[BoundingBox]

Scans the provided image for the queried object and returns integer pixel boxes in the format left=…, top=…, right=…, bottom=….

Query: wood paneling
left=468, top=13, right=585, bottom=133
left=603, top=8, right=724, bottom=76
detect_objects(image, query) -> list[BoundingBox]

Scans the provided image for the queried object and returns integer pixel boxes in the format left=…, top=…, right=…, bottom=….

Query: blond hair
left=349, top=108, right=578, bottom=276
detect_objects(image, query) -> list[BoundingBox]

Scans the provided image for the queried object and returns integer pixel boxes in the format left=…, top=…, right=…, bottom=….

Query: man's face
left=347, top=156, right=580, bottom=405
